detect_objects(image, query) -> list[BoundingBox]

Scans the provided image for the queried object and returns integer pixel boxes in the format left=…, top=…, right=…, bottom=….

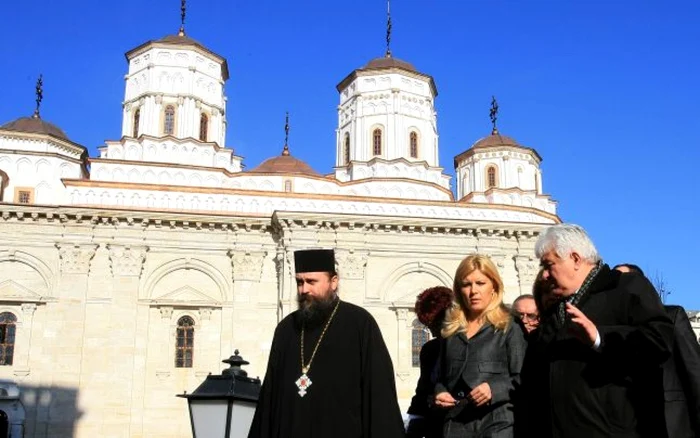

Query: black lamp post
left=178, top=350, right=261, bottom=438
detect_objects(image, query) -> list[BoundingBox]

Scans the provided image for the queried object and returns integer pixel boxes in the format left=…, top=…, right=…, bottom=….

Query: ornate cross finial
left=178, top=0, right=187, bottom=36
left=282, top=112, right=290, bottom=156
left=33, top=74, right=43, bottom=119
left=489, top=95, right=499, bottom=135
left=385, top=0, right=392, bottom=58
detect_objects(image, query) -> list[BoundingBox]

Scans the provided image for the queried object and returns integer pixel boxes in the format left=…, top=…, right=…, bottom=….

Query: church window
left=175, top=316, right=194, bottom=368
left=199, top=114, right=208, bottom=142
left=486, top=166, right=498, bottom=189
left=344, top=133, right=351, bottom=164
left=164, top=105, right=176, bottom=135
left=133, top=109, right=140, bottom=138
left=372, top=129, right=382, bottom=156
left=411, top=319, right=430, bottom=367
left=409, top=131, right=418, bottom=158
left=14, top=188, right=33, bottom=204
left=284, top=180, right=292, bottom=192
left=0, top=312, right=16, bottom=366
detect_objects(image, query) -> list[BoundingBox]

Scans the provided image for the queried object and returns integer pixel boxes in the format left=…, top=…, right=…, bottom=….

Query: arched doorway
left=0, top=410, right=8, bottom=438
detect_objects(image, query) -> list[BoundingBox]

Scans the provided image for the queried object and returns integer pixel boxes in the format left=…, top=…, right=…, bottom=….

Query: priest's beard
left=296, top=290, right=339, bottom=328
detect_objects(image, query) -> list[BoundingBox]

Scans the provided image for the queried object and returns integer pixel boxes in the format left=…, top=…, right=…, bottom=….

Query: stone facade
left=0, top=206, right=548, bottom=437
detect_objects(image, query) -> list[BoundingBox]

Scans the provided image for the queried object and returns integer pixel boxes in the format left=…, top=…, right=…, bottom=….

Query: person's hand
left=434, top=391, right=457, bottom=409
left=468, top=382, right=492, bottom=407
left=566, top=303, right=598, bottom=346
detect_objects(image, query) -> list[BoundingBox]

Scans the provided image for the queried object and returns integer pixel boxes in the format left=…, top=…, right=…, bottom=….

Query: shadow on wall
left=10, top=382, right=82, bottom=438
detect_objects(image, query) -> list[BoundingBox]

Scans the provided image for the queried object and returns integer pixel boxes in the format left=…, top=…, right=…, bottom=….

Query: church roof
left=125, top=33, right=230, bottom=81
left=453, top=132, right=542, bottom=168
left=471, top=133, right=521, bottom=149
left=363, top=56, right=417, bottom=73
left=1, top=116, right=69, bottom=141
left=336, top=55, right=438, bottom=96
left=248, top=147, right=320, bottom=177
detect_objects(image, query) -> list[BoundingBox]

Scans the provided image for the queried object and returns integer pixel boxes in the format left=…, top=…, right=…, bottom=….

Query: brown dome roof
left=249, top=148, right=320, bottom=177
left=363, top=57, right=417, bottom=72
left=1, top=116, right=69, bottom=140
left=471, top=133, right=521, bottom=149
left=157, top=33, right=205, bottom=47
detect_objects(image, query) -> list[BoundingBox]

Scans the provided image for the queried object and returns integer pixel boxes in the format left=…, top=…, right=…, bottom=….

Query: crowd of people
left=248, top=223, right=700, bottom=438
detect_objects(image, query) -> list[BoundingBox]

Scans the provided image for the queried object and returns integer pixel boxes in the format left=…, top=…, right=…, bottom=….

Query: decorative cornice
left=60, top=179, right=561, bottom=223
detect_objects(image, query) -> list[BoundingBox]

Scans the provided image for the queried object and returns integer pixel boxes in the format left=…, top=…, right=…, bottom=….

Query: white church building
left=0, top=17, right=558, bottom=438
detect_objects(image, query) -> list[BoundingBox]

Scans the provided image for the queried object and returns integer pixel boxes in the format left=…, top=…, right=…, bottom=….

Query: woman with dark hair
left=406, top=286, right=454, bottom=438
left=434, top=254, right=526, bottom=438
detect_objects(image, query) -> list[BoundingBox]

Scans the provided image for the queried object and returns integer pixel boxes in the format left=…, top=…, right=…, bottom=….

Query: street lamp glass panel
left=228, top=400, right=257, bottom=437
left=190, top=400, right=228, bottom=438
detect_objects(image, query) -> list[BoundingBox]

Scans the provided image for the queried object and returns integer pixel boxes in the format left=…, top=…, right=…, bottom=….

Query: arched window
left=372, top=129, right=382, bottom=156
left=175, top=316, right=194, bottom=368
left=409, top=131, right=418, bottom=158
left=344, top=133, right=351, bottom=164
left=164, top=105, right=176, bottom=135
left=0, top=312, right=16, bottom=366
left=284, top=180, right=292, bottom=193
left=461, top=170, right=470, bottom=197
left=486, top=166, right=497, bottom=189
left=0, top=170, right=8, bottom=202
left=517, top=167, right=523, bottom=187
left=411, top=319, right=431, bottom=367
left=199, top=113, right=208, bottom=142
left=133, top=109, right=140, bottom=138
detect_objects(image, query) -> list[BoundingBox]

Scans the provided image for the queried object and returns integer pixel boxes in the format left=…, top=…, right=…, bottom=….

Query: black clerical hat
left=294, top=249, right=336, bottom=274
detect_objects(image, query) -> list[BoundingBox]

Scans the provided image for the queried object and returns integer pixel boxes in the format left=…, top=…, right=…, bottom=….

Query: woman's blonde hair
left=442, top=254, right=511, bottom=337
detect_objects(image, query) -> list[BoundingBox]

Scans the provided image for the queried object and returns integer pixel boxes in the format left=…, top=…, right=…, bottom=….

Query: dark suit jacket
left=662, top=305, right=700, bottom=438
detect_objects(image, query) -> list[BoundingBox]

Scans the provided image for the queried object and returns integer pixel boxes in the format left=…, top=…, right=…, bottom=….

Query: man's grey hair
left=535, top=224, right=600, bottom=264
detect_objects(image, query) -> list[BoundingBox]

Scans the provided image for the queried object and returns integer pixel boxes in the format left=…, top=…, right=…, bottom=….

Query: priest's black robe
left=248, top=300, right=406, bottom=438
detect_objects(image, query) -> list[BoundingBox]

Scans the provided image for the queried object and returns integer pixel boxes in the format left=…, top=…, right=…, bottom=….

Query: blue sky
left=1, top=1, right=698, bottom=307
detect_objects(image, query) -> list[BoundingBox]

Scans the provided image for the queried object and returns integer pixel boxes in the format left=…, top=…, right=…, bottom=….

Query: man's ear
left=330, top=274, right=339, bottom=291
left=571, top=252, right=582, bottom=269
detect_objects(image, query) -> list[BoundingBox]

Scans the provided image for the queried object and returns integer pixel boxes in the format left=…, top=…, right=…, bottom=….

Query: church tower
left=333, top=2, right=449, bottom=190
left=453, top=98, right=556, bottom=214
left=122, top=29, right=228, bottom=147
left=94, top=3, right=242, bottom=174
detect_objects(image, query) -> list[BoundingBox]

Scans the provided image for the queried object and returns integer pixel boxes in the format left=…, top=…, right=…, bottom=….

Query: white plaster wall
left=0, top=152, right=82, bottom=204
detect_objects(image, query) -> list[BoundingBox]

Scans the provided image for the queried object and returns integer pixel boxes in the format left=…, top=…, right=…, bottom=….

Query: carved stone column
left=515, top=255, right=538, bottom=296
left=156, top=306, right=174, bottom=378
left=393, top=307, right=414, bottom=380
left=13, top=303, right=37, bottom=377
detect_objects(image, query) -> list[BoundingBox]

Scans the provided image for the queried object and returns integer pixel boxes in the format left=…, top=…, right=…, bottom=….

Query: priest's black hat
left=294, top=249, right=336, bottom=274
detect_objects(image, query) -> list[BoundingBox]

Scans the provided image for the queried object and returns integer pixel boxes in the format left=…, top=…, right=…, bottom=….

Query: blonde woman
left=434, top=254, right=526, bottom=438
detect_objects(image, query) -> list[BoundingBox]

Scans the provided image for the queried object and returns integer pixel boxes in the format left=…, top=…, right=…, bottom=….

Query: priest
left=248, top=248, right=406, bottom=438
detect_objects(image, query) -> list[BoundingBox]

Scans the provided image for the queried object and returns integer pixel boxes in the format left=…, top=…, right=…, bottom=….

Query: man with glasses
left=512, top=294, right=539, bottom=334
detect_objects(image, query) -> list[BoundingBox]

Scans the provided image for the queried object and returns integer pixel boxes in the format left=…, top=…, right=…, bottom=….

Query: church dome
left=248, top=147, right=320, bottom=177
left=1, top=116, right=69, bottom=140
left=363, top=56, right=417, bottom=73
left=471, top=133, right=521, bottom=149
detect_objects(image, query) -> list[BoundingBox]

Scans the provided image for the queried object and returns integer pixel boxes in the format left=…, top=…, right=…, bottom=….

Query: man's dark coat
left=518, top=265, right=674, bottom=438
left=660, top=304, right=700, bottom=438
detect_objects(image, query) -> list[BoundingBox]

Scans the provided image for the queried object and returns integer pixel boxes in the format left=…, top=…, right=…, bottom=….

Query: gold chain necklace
left=295, top=300, right=340, bottom=397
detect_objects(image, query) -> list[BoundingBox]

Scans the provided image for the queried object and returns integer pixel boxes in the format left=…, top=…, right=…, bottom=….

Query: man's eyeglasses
left=516, top=312, right=539, bottom=322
